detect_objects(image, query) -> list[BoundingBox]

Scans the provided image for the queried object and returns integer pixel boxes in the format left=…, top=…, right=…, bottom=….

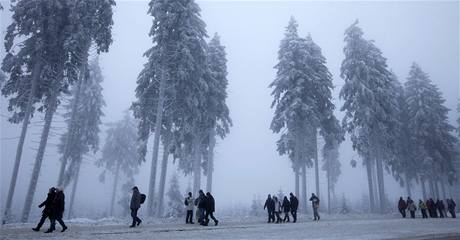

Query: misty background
left=1, top=0, right=459, bottom=219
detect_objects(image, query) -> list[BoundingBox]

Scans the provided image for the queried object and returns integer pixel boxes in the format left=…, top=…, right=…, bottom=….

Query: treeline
left=271, top=18, right=459, bottom=213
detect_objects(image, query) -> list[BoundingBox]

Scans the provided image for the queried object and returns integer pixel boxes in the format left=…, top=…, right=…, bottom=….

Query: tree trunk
left=193, top=136, right=202, bottom=196
left=147, top=70, right=167, bottom=216
left=3, top=60, right=42, bottom=224
left=206, top=128, right=216, bottom=193
left=110, top=162, right=121, bottom=216
left=434, top=179, right=440, bottom=199
left=156, top=142, right=170, bottom=217
left=21, top=88, right=59, bottom=222
left=365, top=158, right=376, bottom=213
left=375, top=156, right=386, bottom=213
left=327, top=151, right=331, bottom=215
left=67, top=158, right=82, bottom=219
left=405, top=173, right=412, bottom=197
left=295, top=167, right=299, bottom=200
left=420, top=177, right=427, bottom=200
left=313, top=130, right=320, bottom=198
left=440, top=178, right=447, bottom=200
left=301, top=164, right=307, bottom=214
left=429, top=179, right=435, bottom=198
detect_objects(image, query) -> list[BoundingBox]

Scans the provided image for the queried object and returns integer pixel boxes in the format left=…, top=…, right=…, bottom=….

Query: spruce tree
left=96, top=112, right=140, bottom=216
left=132, top=0, right=208, bottom=216
left=404, top=63, right=457, bottom=196
left=340, top=20, right=398, bottom=213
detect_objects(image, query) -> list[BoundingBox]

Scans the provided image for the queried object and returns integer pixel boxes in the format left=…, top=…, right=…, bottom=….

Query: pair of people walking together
left=33, top=187, right=67, bottom=233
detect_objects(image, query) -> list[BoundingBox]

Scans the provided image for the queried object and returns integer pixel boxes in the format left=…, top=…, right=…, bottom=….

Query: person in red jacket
left=398, top=197, right=407, bottom=218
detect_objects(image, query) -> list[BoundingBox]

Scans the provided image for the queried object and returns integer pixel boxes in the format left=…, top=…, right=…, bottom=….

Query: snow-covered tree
left=270, top=17, right=341, bottom=213
left=166, top=174, right=185, bottom=218
left=96, top=112, right=140, bottom=216
left=132, top=0, right=208, bottom=216
left=58, top=57, right=105, bottom=218
left=404, top=63, right=457, bottom=198
left=339, top=20, right=398, bottom=213
left=0, top=70, right=6, bottom=88
left=202, top=33, right=232, bottom=192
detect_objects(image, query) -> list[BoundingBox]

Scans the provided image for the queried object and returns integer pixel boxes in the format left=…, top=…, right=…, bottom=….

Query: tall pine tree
left=340, top=20, right=398, bottom=213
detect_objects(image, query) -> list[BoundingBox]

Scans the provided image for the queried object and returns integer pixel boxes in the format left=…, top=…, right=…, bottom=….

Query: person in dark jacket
left=398, top=197, right=407, bottom=218
left=309, top=193, right=320, bottom=221
left=33, top=187, right=56, bottom=232
left=195, top=190, right=207, bottom=225
left=263, top=194, right=275, bottom=223
left=447, top=198, right=456, bottom=218
left=289, top=193, right=299, bottom=223
left=282, top=196, right=291, bottom=222
left=46, top=187, right=67, bottom=233
left=129, top=186, right=142, bottom=227
left=436, top=199, right=445, bottom=218
left=204, top=192, right=219, bottom=226
left=428, top=198, right=438, bottom=218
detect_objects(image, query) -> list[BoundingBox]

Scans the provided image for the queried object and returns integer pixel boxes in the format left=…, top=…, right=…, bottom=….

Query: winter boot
left=32, top=227, right=40, bottom=232
left=61, top=226, right=68, bottom=232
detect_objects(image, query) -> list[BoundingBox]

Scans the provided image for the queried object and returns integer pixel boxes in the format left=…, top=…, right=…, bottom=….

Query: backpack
left=184, top=198, right=189, bottom=206
left=140, top=194, right=146, bottom=204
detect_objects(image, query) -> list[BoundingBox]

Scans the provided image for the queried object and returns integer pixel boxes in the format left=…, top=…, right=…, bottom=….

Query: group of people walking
left=263, top=192, right=321, bottom=223
left=32, top=187, right=67, bottom=233
left=184, top=190, right=219, bottom=226
left=398, top=197, right=457, bottom=219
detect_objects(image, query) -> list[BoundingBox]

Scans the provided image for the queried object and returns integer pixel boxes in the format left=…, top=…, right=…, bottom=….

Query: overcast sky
left=1, top=0, right=459, bottom=218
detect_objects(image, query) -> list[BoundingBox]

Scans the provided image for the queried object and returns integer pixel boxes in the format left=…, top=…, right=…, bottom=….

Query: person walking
left=129, top=186, right=143, bottom=227
left=185, top=192, right=195, bottom=224
left=264, top=194, right=275, bottom=223
left=436, top=199, right=445, bottom=218
left=204, top=192, right=219, bottom=226
left=407, top=200, right=417, bottom=218
left=273, top=196, right=282, bottom=223
left=419, top=200, right=428, bottom=218
left=398, top=197, right=407, bottom=218
left=309, top=193, right=320, bottom=221
left=282, top=196, right=291, bottom=222
left=427, top=198, right=437, bottom=218
left=33, top=187, right=56, bottom=232
left=447, top=198, right=456, bottom=218
left=289, top=193, right=299, bottom=223
left=195, top=190, right=207, bottom=225
left=46, top=187, right=67, bottom=233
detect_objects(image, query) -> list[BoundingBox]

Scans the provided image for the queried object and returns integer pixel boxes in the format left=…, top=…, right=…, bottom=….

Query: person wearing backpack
left=130, top=186, right=143, bottom=228
left=185, top=192, right=195, bottom=224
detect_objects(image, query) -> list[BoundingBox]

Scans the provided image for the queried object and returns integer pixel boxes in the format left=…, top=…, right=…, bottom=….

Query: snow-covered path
left=1, top=217, right=459, bottom=240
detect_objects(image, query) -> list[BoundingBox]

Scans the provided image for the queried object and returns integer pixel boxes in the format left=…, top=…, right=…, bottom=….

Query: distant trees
left=340, top=20, right=398, bottom=213
left=58, top=57, right=105, bottom=218
left=96, top=112, right=140, bottom=216
left=166, top=174, right=185, bottom=218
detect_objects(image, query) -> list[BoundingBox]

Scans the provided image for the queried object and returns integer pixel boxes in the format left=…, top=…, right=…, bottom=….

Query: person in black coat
left=129, top=186, right=142, bottom=227
left=46, top=187, right=67, bottom=233
left=289, top=193, right=299, bottom=223
left=33, top=187, right=56, bottom=232
left=195, top=190, right=207, bottom=225
left=263, top=194, right=275, bottom=223
left=282, top=196, right=291, bottom=222
left=436, top=199, right=445, bottom=218
left=203, top=192, right=219, bottom=226
left=447, top=199, right=456, bottom=218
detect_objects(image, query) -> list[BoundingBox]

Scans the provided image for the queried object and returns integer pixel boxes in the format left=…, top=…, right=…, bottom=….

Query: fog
left=0, top=0, right=459, bottom=220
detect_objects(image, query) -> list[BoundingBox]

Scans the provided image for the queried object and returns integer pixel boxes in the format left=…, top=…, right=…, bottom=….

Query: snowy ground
left=1, top=214, right=459, bottom=240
